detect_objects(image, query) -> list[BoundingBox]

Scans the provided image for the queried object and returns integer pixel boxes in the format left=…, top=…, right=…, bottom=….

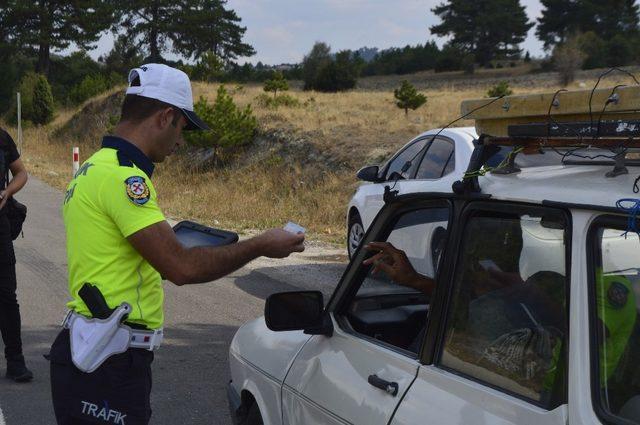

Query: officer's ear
left=156, top=107, right=175, bottom=130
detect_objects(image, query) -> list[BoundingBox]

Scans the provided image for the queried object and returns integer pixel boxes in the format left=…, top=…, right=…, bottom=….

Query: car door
left=282, top=201, right=452, bottom=425
left=390, top=202, right=570, bottom=425
left=361, top=138, right=428, bottom=228
left=396, top=136, right=457, bottom=197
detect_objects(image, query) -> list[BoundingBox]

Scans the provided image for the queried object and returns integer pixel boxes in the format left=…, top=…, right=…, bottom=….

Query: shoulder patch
left=124, top=176, right=151, bottom=206
left=607, top=281, right=629, bottom=309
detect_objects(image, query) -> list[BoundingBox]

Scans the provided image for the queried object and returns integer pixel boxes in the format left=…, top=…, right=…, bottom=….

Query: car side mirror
left=356, top=165, right=381, bottom=182
left=265, top=291, right=333, bottom=336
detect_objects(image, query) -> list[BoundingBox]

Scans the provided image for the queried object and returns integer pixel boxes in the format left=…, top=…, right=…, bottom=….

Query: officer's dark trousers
left=50, top=329, right=154, bottom=425
left=0, top=213, right=23, bottom=361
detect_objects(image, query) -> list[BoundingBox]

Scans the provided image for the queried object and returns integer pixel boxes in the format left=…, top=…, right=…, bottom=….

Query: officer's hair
left=120, top=94, right=174, bottom=124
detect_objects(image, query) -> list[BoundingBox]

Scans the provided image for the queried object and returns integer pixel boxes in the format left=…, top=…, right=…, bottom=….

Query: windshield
left=592, top=227, right=640, bottom=423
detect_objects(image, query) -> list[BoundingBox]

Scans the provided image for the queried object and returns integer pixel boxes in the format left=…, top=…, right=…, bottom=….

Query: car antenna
left=383, top=95, right=506, bottom=203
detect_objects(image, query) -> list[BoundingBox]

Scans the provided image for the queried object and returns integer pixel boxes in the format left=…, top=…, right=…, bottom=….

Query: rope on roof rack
left=616, top=198, right=640, bottom=239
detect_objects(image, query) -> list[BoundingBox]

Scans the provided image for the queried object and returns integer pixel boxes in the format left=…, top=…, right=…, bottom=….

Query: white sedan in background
left=346, top=127, right=478, bottom=258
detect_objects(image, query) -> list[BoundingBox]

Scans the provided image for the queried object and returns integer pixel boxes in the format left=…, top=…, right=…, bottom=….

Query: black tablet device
left=172, top=220, right=239, bottom=248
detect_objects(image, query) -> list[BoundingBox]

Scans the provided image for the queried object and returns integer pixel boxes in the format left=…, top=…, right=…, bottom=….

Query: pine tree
left=119, top=0, right=254, bottom=62
left=537, top=0, right=640, bottom=48
left=263, top=72, right=289, bottom=99
left=99, top=35, right=146, bottom=76
left=394, top=81, right=427, bottom=116
left=3, top=0, right=116, bottom=76
left=430, top=0, right=533, bottom=66
left=171, top=0, right=255, bottom=61
left=302, top=42, right=332, bottom=91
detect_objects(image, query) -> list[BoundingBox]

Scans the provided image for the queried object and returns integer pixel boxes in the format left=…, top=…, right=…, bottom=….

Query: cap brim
left=181, top=109, right=210, bottom=131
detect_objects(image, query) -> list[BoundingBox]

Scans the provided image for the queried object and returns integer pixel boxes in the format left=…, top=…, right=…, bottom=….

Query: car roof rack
left=453, top=85, right=640, bottom=194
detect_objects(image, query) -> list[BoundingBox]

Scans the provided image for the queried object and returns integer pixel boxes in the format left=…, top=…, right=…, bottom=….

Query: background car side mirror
left=265, top=291, right=333, bottom=336
left=356, top=165, right=381, bottom=182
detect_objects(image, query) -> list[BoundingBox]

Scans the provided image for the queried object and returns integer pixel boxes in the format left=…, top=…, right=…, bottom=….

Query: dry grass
left=6, top=70, right=636, bottom=245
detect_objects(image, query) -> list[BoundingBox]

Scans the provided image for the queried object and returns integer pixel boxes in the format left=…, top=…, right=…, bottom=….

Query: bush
left=69, top=74, right=110, bottom=105
left=394, top=80, right=427, bottom=116
left=487, top=81, right=513, bottom=98
left=255, top=93, right=300, bottom=108
left=32, top=74, right=55, bottom=125
left=6, top=72, right=55, bottom=125
left=184, top=86, right=257, bottom=165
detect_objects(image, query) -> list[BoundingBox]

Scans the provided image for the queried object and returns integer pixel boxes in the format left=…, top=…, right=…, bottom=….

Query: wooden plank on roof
left=461, top=85, right=640, bottom=136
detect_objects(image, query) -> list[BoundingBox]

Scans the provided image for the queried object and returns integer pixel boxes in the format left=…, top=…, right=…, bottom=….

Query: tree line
left=1, top=0, right=640, bottom=124
left=0, top=0, right=254, bottom=120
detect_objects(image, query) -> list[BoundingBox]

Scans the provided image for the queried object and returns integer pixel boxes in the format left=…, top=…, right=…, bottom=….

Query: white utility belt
left=61, top=303, right=163, bottom=373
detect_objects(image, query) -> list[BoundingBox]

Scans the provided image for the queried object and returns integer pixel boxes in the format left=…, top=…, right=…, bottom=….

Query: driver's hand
left=363, top=242, right=421, bottom=286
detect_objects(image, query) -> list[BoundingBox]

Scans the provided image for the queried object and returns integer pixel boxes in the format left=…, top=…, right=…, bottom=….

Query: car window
left=591, top=225, right=640, bottom=424
left=384, top=138, right=429, bottom=180
left=343, top=207, right=449, bottom=355
left=415, top=138, right=455, bottom=179
left=439, top=209, right=568, bottom=409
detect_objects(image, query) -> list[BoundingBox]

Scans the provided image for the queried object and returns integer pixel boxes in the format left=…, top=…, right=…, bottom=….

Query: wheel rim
left=348, top=222, right=365, bottom=257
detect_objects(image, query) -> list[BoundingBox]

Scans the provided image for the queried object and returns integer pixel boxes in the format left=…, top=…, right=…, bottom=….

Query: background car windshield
left=592, top=227, right=640, bottom=424
left=440, top=210, right=568, bottom=408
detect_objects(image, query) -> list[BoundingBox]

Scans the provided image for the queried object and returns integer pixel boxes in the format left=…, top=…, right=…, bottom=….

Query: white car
left=346, top=127, right=478, bottom=258
left=228, top=150, right=640, bottom=425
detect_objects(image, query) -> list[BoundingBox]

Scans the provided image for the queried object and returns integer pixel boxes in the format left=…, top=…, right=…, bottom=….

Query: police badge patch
left=125, top=176, right=150, bottom=205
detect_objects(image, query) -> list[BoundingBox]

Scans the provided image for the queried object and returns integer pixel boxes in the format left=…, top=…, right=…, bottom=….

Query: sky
left=84, top=0, right=547, bottom=65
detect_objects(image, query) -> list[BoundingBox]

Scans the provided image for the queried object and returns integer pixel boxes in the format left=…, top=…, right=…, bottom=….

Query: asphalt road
left=0, top=177, right=348, bottom=425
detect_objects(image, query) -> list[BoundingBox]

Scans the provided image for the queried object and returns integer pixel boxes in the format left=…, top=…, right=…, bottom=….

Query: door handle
left=368, top=374, right=399, bottom=396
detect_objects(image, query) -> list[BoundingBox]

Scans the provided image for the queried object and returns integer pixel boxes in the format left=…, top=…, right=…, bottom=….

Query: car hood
left=230, top=316, right=313, bottom=382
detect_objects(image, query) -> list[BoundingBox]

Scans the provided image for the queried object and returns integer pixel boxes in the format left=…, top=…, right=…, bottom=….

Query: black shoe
left=6, top=360, right=33, bottom=382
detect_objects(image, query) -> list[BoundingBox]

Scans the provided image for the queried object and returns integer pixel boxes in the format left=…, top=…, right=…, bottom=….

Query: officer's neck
left=113, top=123, right=155, bottom=163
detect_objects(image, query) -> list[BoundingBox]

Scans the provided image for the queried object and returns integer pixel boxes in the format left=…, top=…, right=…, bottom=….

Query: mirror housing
left=265, top=291, right=333, bottom=336
left=356, top=165, right=381, bottom=182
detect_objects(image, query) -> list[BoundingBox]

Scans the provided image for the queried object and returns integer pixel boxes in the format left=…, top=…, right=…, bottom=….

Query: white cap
left=126, top=63, right=209, bottom=131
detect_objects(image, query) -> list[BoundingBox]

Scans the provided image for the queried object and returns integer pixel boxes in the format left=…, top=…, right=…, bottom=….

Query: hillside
left=11, top=67, right=638, bottom=244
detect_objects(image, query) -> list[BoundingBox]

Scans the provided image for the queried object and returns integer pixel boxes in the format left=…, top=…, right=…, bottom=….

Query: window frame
left=414, top=137, right=456, bottom=180
left=587, top=215, right=640, bottom=425
left=431, top=200, right=573, bottom=410
left=332, top=198, right=454, bottom=359
left=380, top=136, right=440, bottom=181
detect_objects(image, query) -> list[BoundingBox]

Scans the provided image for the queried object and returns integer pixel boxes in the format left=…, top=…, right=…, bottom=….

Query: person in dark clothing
left=0, top=128, right=31, bottom=382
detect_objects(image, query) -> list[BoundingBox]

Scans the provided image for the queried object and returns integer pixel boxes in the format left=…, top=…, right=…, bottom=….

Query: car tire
left=243, top=403, right=263, bottom=425
left=348, top=212, right=365, bottom=259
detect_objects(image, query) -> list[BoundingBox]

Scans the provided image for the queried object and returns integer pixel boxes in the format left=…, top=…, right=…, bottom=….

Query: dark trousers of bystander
left=0, top=213, right=22, bottom=362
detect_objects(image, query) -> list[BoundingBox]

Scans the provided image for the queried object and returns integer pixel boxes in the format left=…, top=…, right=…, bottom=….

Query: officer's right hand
left=257, top=228, right=305, bottom=258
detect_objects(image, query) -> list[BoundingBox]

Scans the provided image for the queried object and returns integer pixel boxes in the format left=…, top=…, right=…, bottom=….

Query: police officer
left=49, top=64, right=305, bottom=424
left=0, top=127, right=31, bottom=382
